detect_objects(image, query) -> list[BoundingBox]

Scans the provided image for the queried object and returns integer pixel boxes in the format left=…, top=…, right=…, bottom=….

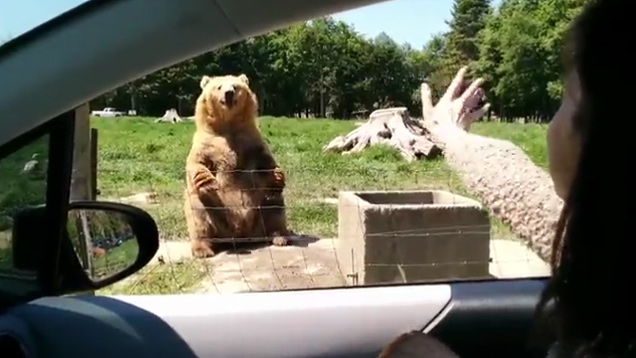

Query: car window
left=82, top=0, right=572, bottom=296
left=0, top=132, right=49, bottom=275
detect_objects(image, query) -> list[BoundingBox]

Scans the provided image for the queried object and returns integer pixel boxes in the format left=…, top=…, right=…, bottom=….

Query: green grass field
left=0, top=116, right=548, bottom=294
left=93, top=117, right=547, bottom=242
left=92, top=239, right=139, bottom=278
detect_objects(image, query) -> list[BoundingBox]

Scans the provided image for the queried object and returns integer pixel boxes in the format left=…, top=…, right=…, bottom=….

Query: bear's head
left=195, top=74, right=258, bottom=131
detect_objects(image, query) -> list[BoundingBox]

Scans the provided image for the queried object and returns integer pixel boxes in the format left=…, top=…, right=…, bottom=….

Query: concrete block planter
left=336, top=190, right=491, bottom=285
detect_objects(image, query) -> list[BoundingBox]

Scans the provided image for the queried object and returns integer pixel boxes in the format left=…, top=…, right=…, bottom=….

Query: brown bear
left=184, top=73, right=291, bottom=258
left=92, top=247, right=106, bottom=258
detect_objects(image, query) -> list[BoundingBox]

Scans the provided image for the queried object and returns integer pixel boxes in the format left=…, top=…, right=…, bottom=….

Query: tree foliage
left=93, top=0, right=588, bottom=122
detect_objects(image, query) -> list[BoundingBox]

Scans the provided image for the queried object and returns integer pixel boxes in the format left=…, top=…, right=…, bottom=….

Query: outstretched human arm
left=425, top=68, right=563, bottom=262
left=434, top=125, right=562, bottom=261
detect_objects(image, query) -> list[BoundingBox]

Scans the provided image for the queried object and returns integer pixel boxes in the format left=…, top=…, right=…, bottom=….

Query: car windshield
left=0, top=0, right=91, bottom=46
left=0, top=0, right=581, bottom=298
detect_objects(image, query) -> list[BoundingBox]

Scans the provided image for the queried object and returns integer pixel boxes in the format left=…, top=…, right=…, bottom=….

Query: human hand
left=377, top=331, right=460, bottom=358
left=421, top=66, right=490, bottom=132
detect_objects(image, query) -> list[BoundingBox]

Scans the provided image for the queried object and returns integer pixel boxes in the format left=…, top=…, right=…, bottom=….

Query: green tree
left=446, top=0, right=492, bottom=63
left=474, top=0, right=587, bottom=120
left=420, top=34, right=450, bottom=101
left=433, top=0, right=492, bottom=97
left=88, top=1, right=589, bottom=123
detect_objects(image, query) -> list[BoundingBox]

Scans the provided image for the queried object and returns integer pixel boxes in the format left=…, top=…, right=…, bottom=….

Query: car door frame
left=0, top=110, right=75, bottom=306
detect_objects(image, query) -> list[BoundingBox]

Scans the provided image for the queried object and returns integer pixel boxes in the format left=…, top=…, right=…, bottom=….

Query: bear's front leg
left=184, top=195, right=219, bottom=259
left=185, top=161, right=225, bottom=259
left=260, top=193, right=291, bottom=247
left=189, top=164, right=219, bottom=196
left=191, top=239, right=216, bottom=258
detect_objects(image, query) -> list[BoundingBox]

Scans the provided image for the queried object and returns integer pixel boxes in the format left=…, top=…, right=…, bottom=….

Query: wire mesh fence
left=92, top=165, right=550, bottom=296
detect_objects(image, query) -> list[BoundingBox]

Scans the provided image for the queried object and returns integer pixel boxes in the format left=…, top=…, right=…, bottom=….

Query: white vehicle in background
left=91, top=107, right=125, bottom=117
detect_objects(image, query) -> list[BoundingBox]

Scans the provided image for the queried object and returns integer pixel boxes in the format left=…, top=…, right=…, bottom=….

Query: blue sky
left=332, top=0, right=481, bottom=49
left=0, top=0, right=500, bottom=48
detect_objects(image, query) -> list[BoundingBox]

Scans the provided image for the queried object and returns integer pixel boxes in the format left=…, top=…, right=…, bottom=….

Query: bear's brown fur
left=184, top=74, right=291, bottom=258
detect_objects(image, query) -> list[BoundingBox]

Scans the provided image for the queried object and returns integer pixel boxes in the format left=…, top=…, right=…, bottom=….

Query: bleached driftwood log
left=323, top=107, right=441, bottom=161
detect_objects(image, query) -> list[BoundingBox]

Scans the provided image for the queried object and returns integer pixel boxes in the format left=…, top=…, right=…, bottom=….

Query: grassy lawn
left=471, top=122, right=548, bottom=169
left=92, top=117, right=548, bottom=295
left=93, top=117, right=549, bottom=244
left=92, top=239, right=139, bottom=278
left=98, top=259, right=209, bottom=295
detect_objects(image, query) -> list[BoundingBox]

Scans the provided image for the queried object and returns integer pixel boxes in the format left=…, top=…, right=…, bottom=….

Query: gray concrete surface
left=152, top=236, right=549, bottom=294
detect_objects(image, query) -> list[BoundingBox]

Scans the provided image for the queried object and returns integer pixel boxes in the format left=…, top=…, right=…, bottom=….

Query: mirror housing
left=12, top=201, right=159, bottom=295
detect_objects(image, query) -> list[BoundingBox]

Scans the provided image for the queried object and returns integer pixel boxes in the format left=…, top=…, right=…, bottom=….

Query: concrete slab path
left=151, top=237, right=549, bottom=294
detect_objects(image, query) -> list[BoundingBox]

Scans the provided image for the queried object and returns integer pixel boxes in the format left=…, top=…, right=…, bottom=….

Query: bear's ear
left=200, top=75, right=211, bottom=90
left=238, top=74, right=249, bottom=85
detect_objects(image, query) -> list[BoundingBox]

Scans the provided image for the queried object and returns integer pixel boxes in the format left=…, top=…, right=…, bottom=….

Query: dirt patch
left=105, top=192, right=159, bottom=206
left=322, top=197, right=338, bottom=205
left=152, top=240, right=193, bottom=264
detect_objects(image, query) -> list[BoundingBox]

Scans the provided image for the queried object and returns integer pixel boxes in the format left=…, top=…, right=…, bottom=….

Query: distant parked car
left=91, top=107, right=125, bottom=117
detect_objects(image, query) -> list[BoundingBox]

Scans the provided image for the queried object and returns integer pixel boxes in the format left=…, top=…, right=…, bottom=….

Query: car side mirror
left=12, top=201, right=159, bottom=294
left=64, top=201, right=159, bottom=288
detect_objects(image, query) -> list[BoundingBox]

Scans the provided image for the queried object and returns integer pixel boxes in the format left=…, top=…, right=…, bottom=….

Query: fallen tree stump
left=155, top=108, right=183, bottom=123
left=323, top=107, right=441, bottom=161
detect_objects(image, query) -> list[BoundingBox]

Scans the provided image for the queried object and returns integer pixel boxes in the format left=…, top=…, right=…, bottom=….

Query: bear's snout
left=224, top=90, right=235, bottom=107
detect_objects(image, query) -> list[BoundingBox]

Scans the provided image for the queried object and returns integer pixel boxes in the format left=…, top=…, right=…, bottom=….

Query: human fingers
left=460, top=77, right=485, bottom=105
left=420, top=83, right=434, bottom=120
left=462, top=103, right=490, bottom=130
left=463, top=87, right=484, bottom=113
left=441, top=66, right=468, bottom=102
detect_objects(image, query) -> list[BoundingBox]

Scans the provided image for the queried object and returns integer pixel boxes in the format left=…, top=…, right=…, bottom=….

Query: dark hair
left=536, top=0, right=634, bottom=357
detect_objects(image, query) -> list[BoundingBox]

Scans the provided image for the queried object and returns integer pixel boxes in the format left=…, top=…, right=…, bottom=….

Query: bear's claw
left=272, top=167, right=285, bottom=188
left=191, top=240, right=215, bottom=258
